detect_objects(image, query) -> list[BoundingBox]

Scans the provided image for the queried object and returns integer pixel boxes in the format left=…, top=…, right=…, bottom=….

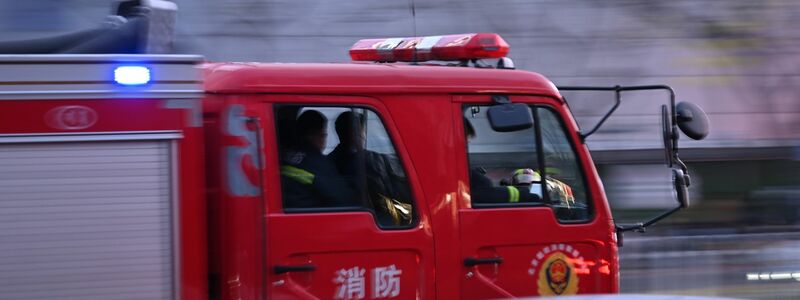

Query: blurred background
left=2, top=0, right=800, bottom=298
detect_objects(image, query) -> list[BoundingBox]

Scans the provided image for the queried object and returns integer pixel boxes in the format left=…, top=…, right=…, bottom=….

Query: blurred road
left=620, top=231, right=800, bottom=299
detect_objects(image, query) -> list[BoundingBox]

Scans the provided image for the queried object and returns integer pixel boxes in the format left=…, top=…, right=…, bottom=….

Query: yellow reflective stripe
left=511, top=187, right=520, bottom=203
left=507, top=186, right=520, bottom=203
left=280, top=165, right=314, bottom=185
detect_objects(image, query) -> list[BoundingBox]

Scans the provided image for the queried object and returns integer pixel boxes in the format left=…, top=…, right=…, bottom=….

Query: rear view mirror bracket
left=560, top=86, right=623, bottom=142
left=557, top=85, right=710, bottom=245
left=558, top=85, right=678, bottom=141
left=491, top=94, right=511, bottom=105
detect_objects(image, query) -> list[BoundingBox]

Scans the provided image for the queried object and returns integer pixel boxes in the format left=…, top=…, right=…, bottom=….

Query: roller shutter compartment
left=0, top=140, right=176, bottom=300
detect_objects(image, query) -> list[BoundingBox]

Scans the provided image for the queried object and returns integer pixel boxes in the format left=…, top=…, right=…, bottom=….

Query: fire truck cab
left=199, top=34, right=708, bottom=299
left=0, top=6, right=710, bottom=298
left=203, top=37, right=616, bottom=299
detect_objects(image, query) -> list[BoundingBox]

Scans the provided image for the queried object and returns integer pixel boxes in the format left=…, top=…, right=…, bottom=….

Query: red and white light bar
left=349, top=33, right=510, bottom=62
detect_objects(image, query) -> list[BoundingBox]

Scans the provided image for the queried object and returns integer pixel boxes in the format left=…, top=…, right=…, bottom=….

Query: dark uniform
left=327, top=145, right=363, bottom=186
left=280, top=144, right=358, bottom=208
left=470, top=168, right=539, bottom=204
left=327, top=144, right=368, bottom=205
left=328, top=145, right=415, bottom=226
left=462, top=116, right=538, bottom=204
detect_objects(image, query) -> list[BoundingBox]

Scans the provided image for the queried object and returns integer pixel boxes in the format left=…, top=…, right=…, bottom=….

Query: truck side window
left=538, top=107, right=591, bottom=222
left=463, top=105, right=592, bottom=222
left=464, top=106, right=544, bottom=206
left=275, top=105, right=416, bottom=228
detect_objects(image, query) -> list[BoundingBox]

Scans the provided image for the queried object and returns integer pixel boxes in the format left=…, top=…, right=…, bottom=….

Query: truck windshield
left=463, top=105, right=591, bottom=222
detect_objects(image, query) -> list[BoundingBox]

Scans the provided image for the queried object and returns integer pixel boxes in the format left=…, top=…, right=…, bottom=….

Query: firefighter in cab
left=511, top=168, right=575, bottom=206
left=464, top=118, right=540, bottom=204
left=280, top=110, right=358, bottom=208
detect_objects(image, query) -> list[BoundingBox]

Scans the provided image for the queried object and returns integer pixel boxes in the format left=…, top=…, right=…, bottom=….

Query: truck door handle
left=464, top=257, right=503, bottom=267
left=274, top=264, right=317, bottom=274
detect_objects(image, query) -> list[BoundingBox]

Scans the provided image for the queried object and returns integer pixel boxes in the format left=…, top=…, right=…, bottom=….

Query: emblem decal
left=45, top=105, right=98, bottom=130
left=529, top=243, right=583, bottom=296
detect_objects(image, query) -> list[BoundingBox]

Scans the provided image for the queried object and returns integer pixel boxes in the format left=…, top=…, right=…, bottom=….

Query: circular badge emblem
left=45, top=106, right=98, bottom=130
left=529, top=244, right=582, bottom=296
left=537, top=252, right=578, bottom=295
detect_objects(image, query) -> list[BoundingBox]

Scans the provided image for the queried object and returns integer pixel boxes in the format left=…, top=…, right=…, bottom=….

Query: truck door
left=262, top=96, right=435, bottom=299
left=454, top=95, right=617, bottom=298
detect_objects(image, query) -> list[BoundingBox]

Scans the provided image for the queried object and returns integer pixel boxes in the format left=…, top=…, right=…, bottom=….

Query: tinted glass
left=464, top=105, right=545, bottom=206
left=538, top=107, right=591, bottom=221
left=275, top=105, right=416, bottom=228
left=463, top=104, right=592, bottom=222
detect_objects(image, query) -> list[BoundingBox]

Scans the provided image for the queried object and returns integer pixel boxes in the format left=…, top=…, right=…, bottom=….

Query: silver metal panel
left=0, top=90, right=204, bottom=100
left=163, top=99, right=203, bottom=127
left=0, top=54, right=202, bottom=63
left=0, top=54, right=203, bottom=100
left=0, top=83, right=203, bottom=92
left=169, top=139, right=181, bottom=300
left=0, top=131, right=182, bottom=143
left=0, top=140, right=175, bottom=300
left=0, top=63, right=200, bottom=82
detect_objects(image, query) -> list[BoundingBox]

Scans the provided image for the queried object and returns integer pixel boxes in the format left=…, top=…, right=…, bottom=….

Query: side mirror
left=486, top=95, right=533, bottom=132
left=676, top=101, right=709, bottom=140
left=661, top=105, right=674, bottom=167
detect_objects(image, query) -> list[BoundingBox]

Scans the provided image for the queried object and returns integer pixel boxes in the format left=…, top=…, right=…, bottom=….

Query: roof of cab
left=201, top=62, right=561, bottom=98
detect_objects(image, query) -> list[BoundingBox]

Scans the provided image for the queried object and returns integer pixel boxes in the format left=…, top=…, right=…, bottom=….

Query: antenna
left=408, top=0, right=418, bottom=64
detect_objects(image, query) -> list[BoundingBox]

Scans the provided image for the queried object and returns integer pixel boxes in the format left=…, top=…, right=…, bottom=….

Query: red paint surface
left=200, top=64, right=618, bottom=299
left=3, top=62, right=619, bottom=299
left=0, top=99, right=183, bottom=134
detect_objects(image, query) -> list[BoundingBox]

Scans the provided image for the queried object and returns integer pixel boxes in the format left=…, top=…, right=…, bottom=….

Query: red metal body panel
left=203, top=95, right=266, bottom=300
left=201, top=62, right=561, bottom=97
left=452, top=95, right=618, bottom=297
left=198, top=62, right=617, bottom=299
left=381, top=94, right=462, bottom=299
left=2, top=51, right=633, bottom=299
left=0, top=99, right=184, bottom=134
left=177, top=117, right=208, bottom=299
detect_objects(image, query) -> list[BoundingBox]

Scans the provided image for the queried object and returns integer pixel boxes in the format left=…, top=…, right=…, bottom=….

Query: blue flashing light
left=114, top=66, right=151, bottom=85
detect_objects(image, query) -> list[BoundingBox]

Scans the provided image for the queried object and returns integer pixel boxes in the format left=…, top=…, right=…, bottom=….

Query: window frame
left=461, top=101, right=595, bottom=223
left=462, top=104, right=548, bottom=209
left=272, top=103, right=420, bottom=230
left=536, top=105, right=595, bottom=224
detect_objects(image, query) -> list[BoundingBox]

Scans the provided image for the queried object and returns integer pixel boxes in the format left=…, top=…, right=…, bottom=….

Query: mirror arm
left=616, top=205, right=682, bottom=234
left=674, top=156, right=689, bottom=175
left=580, top=86, right=621, bottom=141
left=641, top=205, right=682, bottom=228
left=555, top=86, right=622, bottom=141
left=557, top=85, right=677, bottom=141
left=673, top=154, right=692, bottom=187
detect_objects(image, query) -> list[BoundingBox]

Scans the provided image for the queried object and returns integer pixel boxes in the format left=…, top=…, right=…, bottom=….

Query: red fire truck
left=0, top=4, right=709, bottom=300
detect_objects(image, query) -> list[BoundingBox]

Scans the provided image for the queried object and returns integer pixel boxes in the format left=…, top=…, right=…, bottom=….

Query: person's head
left=335, top=111, right=366, bottom=150
left=296, top=110, right=328, bottom=152
left=464, top=117, right=476, bottom=142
